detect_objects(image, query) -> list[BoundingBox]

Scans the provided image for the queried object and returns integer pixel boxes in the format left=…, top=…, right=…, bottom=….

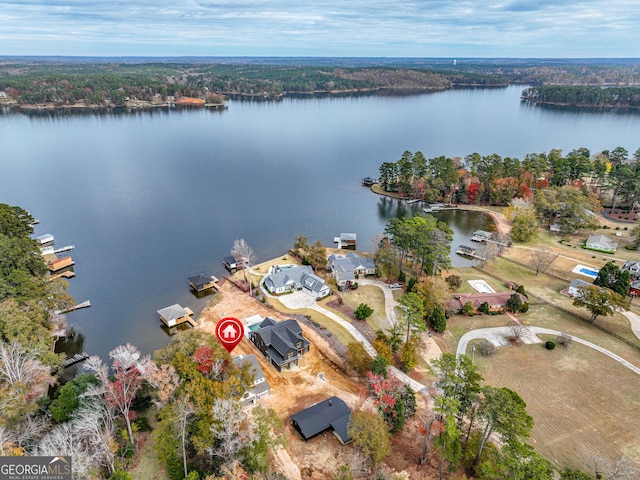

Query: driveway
left=621, top=311, right=640, bottom=341
left=267, top=286, right=428, bottom=392
left=457, top=326, right=640, bottom=375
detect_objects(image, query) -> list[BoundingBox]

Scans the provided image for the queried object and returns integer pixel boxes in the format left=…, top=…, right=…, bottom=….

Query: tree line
left=522, top=86, right=640, bottom=109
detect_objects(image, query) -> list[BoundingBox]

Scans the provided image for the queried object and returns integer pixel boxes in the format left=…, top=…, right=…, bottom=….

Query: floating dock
left=470, top=230, right=493, bottom=242
left=456, top=245, right=477, bottom=257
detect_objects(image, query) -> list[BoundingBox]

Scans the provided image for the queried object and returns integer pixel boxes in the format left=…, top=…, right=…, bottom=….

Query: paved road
left=457, top=326, right=640, bottom=375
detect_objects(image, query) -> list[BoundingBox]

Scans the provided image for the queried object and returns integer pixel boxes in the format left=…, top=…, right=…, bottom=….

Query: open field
left=474, top=341, right=640, bottom=472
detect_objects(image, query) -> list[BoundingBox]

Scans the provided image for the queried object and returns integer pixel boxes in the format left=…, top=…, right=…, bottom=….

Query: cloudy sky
left=1, top=0, right=639, bottom=58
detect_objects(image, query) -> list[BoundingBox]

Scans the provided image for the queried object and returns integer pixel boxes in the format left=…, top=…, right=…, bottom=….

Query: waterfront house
left=622, top=260, right=640, bottom=280
left=291, top=396, right=352, bottom=444
left=446, top=292, right=528, bottom=314
left=263, top=265, right=330, bottom=299
left=327, top=252, right=376, bottom=288
left=232, top=354, right=271, bottom=405
left=585, top=234, right=618, bottom=253
left=249, top=317, right=310, bottom=371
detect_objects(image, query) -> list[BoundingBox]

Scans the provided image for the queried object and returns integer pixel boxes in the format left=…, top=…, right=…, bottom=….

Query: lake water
left=1, top=85, right=639, bottom=362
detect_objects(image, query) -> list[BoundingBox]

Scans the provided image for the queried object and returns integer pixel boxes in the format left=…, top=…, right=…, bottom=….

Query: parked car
left=389, top=283, right=403, bottom=289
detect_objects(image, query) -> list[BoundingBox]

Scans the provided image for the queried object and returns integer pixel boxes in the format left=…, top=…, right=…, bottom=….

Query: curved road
left=457, top=326, right=640, bottom=375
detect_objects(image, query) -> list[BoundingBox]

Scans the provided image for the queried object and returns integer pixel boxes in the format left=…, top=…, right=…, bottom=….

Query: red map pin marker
left=215, top=317, right=245, bottom=353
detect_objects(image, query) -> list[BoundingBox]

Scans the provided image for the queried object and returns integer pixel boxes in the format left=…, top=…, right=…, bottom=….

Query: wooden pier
left=55, top=300, right=91, bottom=315
left=456, top=245, right=477, bottom=257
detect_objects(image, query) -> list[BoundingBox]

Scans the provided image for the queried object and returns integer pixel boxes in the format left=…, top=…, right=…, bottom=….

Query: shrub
left=407, top=277, right=418, bottom=293
left=545, top=340, right=556, bottom=350
left=521, top=302, right=529, bottom=313
left=462, top=301, right=475, bottom=316
left=476, top=339, right=496, bottom=356
left=370, top=355, right=389, bottom=377
left=556, top=333, right=573, bottom=347
left=478, top=302, right=490, bottom=315
left=515, top=284, right=528, bottom=298
left=109, top=472, right=132, bottom=480
left=445, top=274, right=462, bottom=290
left=354, top=303, right=373, bottom=320
left=398, top=271, right=406, bottom=283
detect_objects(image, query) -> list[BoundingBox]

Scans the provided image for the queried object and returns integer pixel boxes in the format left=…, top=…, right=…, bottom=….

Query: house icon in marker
left=222, top=324, right=237, bottom=340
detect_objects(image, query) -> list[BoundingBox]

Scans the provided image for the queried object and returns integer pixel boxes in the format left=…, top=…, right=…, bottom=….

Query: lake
left=1, top=85, right=639, bottom=362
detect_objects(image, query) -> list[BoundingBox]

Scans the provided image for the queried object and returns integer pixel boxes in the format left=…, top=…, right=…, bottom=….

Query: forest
left=522, top=86, right=640, bottom=109
left=1, top=58, right=639, bottom=107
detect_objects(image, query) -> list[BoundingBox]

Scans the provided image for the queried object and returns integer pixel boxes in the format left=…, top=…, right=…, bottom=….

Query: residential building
left=232, top=354, right=271, bottom=405
left=584, top=234, right=618, bottom=253
left=263, top=265, right=330, bottom=298
left=249, top=318, right=310, bottom=371
left=622, top=260, right=640, bottom=280
left=290, top=396, right=352, bottom=444
left=567, top=279, right=593, bottom=297
left=446, top=292, right=528, bottom=314
left=327, top=252, right=375, bottom=288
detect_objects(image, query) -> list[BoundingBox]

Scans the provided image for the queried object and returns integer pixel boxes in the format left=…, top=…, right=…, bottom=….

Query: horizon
left=2, top=1, right=639, bottom=58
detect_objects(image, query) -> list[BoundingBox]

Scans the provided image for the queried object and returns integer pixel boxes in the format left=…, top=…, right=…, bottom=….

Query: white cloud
left=0, top=0, right=638, bottom=56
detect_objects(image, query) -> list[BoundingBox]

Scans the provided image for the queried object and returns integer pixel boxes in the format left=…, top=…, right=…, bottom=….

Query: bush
left=545, top=340, right=556, bottom=350
left=109, top=472, right=132, bottom=480
left=407, top=277, right=418, bottom=293
left=370, top=355, right=389, bottom=377
left=462, top=301, right=475, bottom=316
left=354, top=303, right=374, bottom=320
left=556, top=333, right=573, bottom=347
left=445, top=274, right=462, bottom=290
left=398, top=271, right=406, bottom=283
left=515, top=284, right=528, bottom=298
left=478, top=302, right=490, bottom=315
left=476, top=339, right=496, bottom=356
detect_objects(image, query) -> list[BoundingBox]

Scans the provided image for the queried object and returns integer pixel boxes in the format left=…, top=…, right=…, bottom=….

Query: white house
left=327, top=253, right=376, bottom=288
left=263, top=265, right=330, bottom=299
left=585, top=234, right=618, bottom=253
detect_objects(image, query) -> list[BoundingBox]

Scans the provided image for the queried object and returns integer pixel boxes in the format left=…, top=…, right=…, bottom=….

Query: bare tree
left=175, top=398, right=195, bottom=478
left=72, top=399, right=116, bottom=475
left=231, top=238, right=257, bottom=295
left=556, top=333, right=573, bottom=348
left=530, top=248, right=558, bottom=275
left=208, top=398, right=256, bottom=466
left=84, top=343, right=155, bottom=447
left=36, top=422, right=96, bottom=480
left=508, top=322, right=530, bottom=343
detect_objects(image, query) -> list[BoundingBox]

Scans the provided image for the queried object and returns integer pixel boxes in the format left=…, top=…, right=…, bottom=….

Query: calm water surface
left=1, top=86, right=639, bottom=361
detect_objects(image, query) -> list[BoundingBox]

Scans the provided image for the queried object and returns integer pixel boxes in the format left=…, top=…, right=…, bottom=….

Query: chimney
left=329, top=399, right=333, bottom=406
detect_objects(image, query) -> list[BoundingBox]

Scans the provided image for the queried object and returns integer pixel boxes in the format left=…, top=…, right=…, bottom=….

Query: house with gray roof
left=567, top=278, right=593, bottom=297
left=327, top=253, right=376, bottom=288
left=249, top=318, right=310, bottom=371
left=232, top=354, right=270, bottom=405
left=622, top=260, right=640, bottom=280
left=585, top=234, right=618, bottom=253
left=263, top=265, right=330, bottom=299
left=291, top=396, right=352, bottom=444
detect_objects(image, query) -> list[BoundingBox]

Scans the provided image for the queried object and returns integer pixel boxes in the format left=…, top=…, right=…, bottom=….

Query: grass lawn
left=337, top=285, right=389, bottom=331
left=474, top=341, right=640, bottom=472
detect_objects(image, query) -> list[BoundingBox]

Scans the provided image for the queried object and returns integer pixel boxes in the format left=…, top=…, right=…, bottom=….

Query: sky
left=1, top=0, right=640, bottom=58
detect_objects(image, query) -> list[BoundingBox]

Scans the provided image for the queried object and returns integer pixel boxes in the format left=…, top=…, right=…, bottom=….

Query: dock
left=51, top=352, right=90, bottom=373
left=470, top=230, right=493, bottom=242
left=456, top=245, right=477, bottom=257
left=53, top=245, right=75, bottom=254
left=55, top=300, right=91, bottom=315
left=189, top=273, right=220, bottom=295
left=423, top=204, right=459, bottom=213
left=157, top=304, right=197, bottom=328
